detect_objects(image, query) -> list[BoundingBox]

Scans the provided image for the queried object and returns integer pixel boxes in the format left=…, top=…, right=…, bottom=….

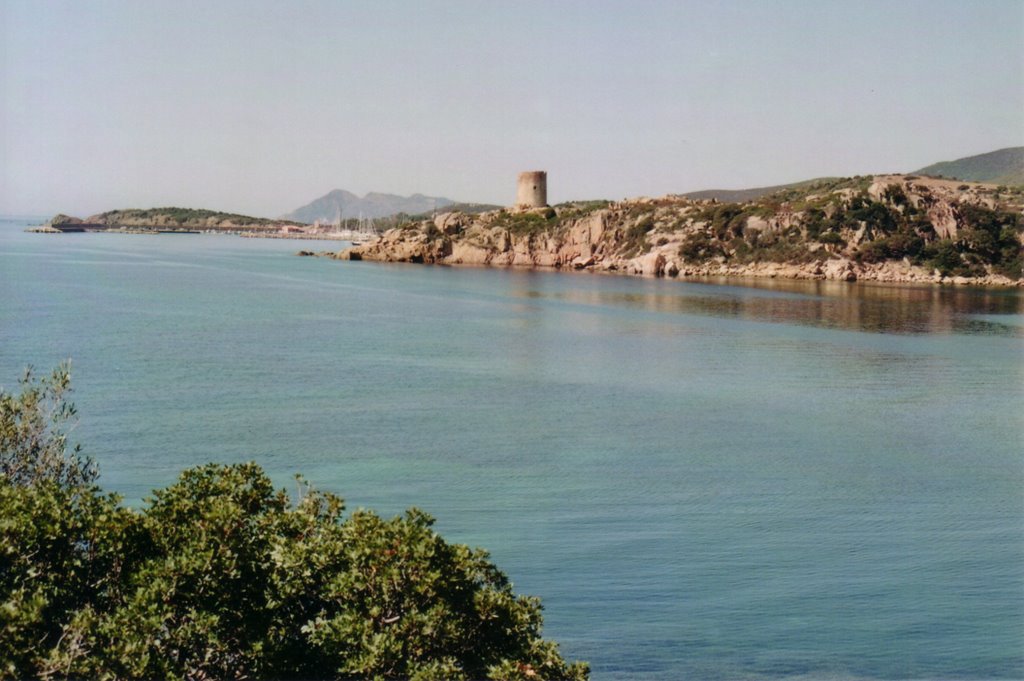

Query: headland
left=331, top=174, right=1023, bottom=287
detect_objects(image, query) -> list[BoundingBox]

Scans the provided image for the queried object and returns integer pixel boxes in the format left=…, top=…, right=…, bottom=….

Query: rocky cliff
left=334, top=176, right=1024, bottom=287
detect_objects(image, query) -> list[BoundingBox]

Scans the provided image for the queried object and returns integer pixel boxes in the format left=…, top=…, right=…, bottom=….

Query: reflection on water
left=510, top=275, right=1023, bottom=336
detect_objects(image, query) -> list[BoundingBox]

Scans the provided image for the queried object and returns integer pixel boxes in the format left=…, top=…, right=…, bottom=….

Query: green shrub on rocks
left=488, top=210, right=555, bottom=237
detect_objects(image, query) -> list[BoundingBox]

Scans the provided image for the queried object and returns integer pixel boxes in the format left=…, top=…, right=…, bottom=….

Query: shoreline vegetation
left=30, top=207, right=398, bottom=241
left=331, top=174, right=1023, bottom=288
left=0, top=366, right=588, bottom=680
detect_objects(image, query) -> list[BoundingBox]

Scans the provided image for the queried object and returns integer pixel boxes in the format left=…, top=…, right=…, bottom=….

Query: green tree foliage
left=0, top=363, right=96, bottom=488
left=0, top=370, right=588, bottom=681
left=956, top=204, right=1023, bottom=278
left=625, top=214, right=655, bottom=242
left=910, top=206, right=1023, bottom=277
left=490, top=211, right=555, bottom=236
left=802, top=208, right=829, bottom=239
left=696, top=204, right=748, bottom=240
left=845, top=195, right=898, bottom=238
left=678, top=231, right=722, bottom=261
left=0, top=479, right=138, bottom=678
left=921, top=239, right=964, bottom=276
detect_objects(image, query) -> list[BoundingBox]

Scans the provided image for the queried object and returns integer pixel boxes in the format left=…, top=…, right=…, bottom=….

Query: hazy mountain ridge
left=283, top=190, right=458, bottom=223
left=914, top=147, right=1024, bottom=186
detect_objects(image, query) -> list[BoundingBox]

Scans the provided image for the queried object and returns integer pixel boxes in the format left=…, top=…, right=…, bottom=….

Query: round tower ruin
left=516, top=171, right=548, bottom=209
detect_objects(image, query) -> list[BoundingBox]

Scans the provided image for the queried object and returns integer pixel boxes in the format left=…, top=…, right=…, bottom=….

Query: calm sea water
left=2, top=219, right=1022, bottom=680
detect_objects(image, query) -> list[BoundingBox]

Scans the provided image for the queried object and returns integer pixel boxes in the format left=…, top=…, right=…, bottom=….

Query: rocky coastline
left=327, top=175, right=1023, bottom=288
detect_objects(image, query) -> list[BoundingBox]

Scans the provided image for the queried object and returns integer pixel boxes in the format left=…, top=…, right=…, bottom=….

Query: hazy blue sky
left=2, top=0, right=1022, bottom=217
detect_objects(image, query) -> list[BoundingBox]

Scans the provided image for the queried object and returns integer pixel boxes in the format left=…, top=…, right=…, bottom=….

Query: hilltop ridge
left=914, top=147, right=1024, bottom=186
left=680, top=179, right=836, bottom=203
left=679, top=148, right=1024, bottom=203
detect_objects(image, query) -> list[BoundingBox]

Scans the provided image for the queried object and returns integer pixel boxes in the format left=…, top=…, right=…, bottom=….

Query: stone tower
left=516, top=171, right=547, bottom=209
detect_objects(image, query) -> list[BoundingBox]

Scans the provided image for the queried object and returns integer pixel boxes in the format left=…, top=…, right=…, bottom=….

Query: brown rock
left=640, top=252, right=665, bottom=277
left=434, top=212, right=467, bottom=235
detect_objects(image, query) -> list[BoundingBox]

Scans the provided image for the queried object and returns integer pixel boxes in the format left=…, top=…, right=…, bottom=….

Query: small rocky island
left=37, top=208, right=308, bottom=235
left=333, top=174, right=1024, bottom=287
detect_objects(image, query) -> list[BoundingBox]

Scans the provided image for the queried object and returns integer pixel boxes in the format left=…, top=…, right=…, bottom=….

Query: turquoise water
left=2, top=220, right=1022, bottom=679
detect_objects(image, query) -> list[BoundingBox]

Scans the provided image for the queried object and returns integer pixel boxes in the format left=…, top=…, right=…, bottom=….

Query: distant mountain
left=914, top=147, right=1024, bottom=186
left=283, top=190, right=458, bottom=223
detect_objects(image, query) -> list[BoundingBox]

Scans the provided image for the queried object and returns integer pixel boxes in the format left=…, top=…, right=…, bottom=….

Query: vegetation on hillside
left=89, top=207, right=304, bottom=228
left=398, top=176, right=1023, bottom=280
left=418, top=202, right=504, bottom=216
left=914, top=147, right=1024, bottom=186
left=682, top=148, right=1024, bottom=204
left=0, top=366, right=587, bottom=681
left=675, top=174, right=1020, bottom=281
left=482, top=201, right=613, bottom=236
left=666, top=183, right=1021, bottom=277
left=679, top=178, right=839, bottom=203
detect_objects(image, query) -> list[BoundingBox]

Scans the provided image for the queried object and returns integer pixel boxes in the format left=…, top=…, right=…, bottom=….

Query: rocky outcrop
left=331, top=176, right=1023, bottom=287
left=48, top=214, right=83, bottom=226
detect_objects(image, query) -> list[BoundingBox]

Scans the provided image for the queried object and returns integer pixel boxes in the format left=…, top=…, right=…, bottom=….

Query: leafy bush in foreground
left=0, top=368, right=587, bottom=681
left=0, top=364, right=96, bottom=488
